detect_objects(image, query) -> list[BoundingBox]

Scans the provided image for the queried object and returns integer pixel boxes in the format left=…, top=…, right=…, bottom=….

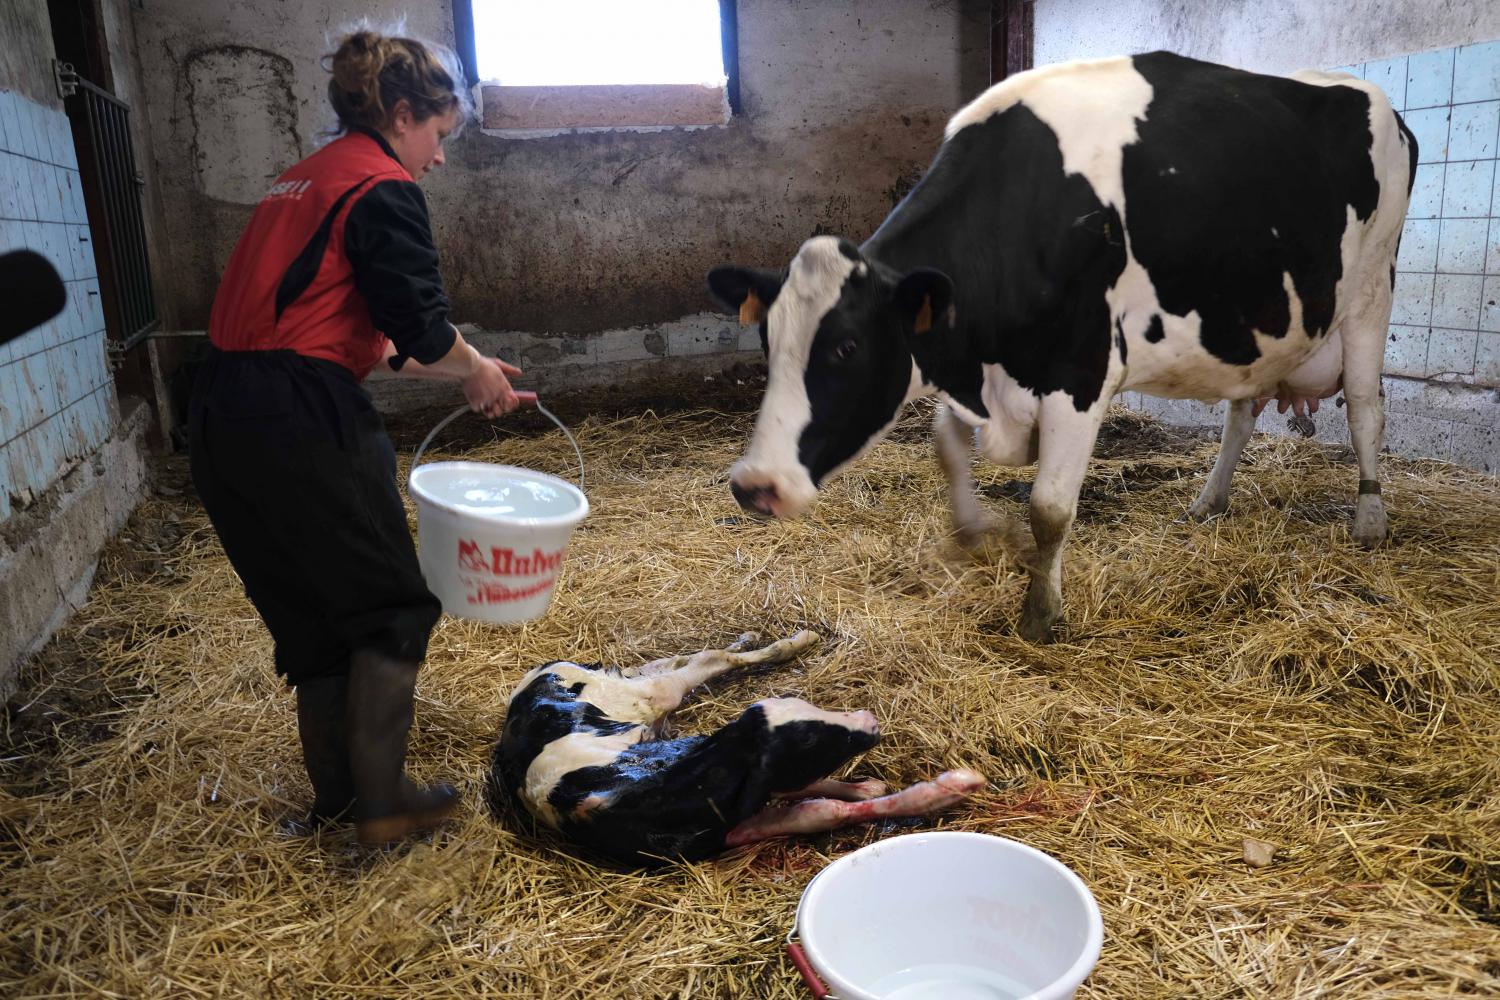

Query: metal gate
left=59, top=64, right=159, bottom=357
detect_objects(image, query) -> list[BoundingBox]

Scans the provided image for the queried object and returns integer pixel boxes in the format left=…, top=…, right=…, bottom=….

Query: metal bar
left=72, top=73, right=159, bottom=348
left=101, top=101, right=134, bottom=338
left=114, top=107, right=158, bottom=338
left=111, top=107, right=148, bottom=334
left=452, top=0, right=479, bottom=86
left=81, top=88, right=117, bottom=337
left=113, top=324, right=154, bottom=355
left=990, top=0, right=1035, bottom=83
left=720, top=0, right=741, bottom=115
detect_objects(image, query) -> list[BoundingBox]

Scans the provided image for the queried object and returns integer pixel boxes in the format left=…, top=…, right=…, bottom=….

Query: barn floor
left=3, top=392, right=1498, bottom=998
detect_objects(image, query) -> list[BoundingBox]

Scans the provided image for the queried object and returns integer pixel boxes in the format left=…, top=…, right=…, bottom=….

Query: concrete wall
left=1, top=0, right=156, bottom=697
left=1037, top=1, right=1500, bottom=473
left=130, top=0, right=991, bottom=406
left=1035, top=0, right=1500, bottom=74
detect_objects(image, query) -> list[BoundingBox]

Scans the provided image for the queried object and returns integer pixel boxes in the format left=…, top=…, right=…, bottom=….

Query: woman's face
left=386, top=103, right=461, bottom=180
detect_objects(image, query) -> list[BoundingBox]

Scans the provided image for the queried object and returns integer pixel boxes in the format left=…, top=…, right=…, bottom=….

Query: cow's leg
left=1185, top=398, right=1256, bottom=519
left=1018, top=394, right=1106, bottom=643
left=724, top=769, right=985, bottom=846
left=776, top=777, right=889, bottom=802
left=633, top=630, right=821, bottom=716
left=934, top=403, right=991, bottom=545
left=1342, top=292, right=1392, bottom=547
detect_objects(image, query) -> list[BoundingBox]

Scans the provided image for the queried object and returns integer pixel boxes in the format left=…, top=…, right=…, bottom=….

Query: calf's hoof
left=767, top=630, right=821, bottom=660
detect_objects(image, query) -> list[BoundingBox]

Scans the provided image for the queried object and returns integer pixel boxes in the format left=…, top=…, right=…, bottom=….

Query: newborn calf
left=490, top=630, right=985, bottom=867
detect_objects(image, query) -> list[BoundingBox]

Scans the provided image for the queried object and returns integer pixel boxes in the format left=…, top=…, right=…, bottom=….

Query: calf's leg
left=777, top=777, right=889, bottom=802
left=724, top=769, right=986, bottom=846
left=631, top=630, right=822, bottom=718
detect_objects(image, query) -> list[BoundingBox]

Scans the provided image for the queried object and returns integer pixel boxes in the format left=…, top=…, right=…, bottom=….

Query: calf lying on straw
left=489, top=630, right=985, bottom=866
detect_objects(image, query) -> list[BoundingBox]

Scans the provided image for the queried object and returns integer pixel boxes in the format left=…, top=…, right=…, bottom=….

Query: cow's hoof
left=1352, top=497, right=1388, bottom=548
left=952, top=512, right=1002, bottom=549
left=1182, top=497, right=1228, bottom=522
left=1017, top=612, right=1058, bottom=644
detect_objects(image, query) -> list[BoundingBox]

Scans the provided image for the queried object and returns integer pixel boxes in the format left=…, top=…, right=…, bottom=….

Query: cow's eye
left=833, top=339, right=858, bottom=362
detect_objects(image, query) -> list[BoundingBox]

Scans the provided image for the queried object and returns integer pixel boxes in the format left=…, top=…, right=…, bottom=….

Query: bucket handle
left=786, top=930, right=837, bottom=999
left=412, top=398, right=585, bottom=491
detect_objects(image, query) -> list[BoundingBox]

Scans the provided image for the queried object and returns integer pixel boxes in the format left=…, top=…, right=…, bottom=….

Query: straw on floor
left=2, top=402, right=1498, bottom=998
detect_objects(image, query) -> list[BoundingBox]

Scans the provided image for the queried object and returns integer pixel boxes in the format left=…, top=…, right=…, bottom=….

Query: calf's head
left=749, top=696, right=881, bottom=792
left=709, top=235, right=952, bottom=518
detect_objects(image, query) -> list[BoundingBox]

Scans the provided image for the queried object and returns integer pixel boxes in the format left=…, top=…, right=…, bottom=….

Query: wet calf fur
left=490, top=631, right=984, bottom=866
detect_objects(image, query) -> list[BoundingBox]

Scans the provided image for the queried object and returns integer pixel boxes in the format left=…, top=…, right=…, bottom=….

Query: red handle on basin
left=786, top=941, right=832, bottom=998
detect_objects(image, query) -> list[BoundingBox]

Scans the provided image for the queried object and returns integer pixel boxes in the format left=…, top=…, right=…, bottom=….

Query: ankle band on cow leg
left=1358, top=479, right=1381, bottom=496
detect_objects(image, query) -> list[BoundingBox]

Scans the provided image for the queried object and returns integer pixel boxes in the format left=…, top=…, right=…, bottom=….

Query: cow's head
left=709, top=235, right=952, bottom=518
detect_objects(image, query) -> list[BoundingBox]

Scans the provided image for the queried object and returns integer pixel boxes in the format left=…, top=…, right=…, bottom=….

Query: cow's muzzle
left=731, top=480, right=780, bottom=517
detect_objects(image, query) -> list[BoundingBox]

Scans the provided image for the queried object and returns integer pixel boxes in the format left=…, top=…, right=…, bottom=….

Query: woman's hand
left=462, top=353, right=535, bottom=417
left=386, top=329, right=536, bottom=417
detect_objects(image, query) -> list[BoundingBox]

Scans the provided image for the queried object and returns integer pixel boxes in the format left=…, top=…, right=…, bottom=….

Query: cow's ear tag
left=913, top=295, right=934, bottom=334
left=739, top=290, right=765, bottom=326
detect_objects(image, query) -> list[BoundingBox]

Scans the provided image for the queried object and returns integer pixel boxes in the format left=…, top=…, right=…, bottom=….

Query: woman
left=190, top=29, right=518, bottom=846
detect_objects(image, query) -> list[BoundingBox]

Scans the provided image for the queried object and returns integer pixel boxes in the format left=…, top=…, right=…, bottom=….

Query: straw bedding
left=2, top=399, right=1498, bottom=998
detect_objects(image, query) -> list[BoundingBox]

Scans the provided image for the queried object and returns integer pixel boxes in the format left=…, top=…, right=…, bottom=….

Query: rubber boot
left=347, top=649, right=459, bottom=846
left=287, top=673, right=355, bottom=834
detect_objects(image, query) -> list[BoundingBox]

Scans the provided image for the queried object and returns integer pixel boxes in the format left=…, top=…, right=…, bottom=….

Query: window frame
left=452, top=0, right=741, bottom=133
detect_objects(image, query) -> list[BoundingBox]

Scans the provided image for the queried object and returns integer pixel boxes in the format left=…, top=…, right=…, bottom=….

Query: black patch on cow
left=491, top=669, right=642, bottom=812
left=1144, top=315, right=1165, bottom=343
left=836, top=238, right=862, bottom=262
left=509, top=703, right=878, bottom=867
left=863, top=101, right=1127, bottom=413
left=1123, top=52, right=1381, bottom=367
left=1114, top=318, right=1128, bottom=363
left=796, top=267, right=930, bottom=486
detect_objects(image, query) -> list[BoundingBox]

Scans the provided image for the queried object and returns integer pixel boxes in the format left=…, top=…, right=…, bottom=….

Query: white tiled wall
left=1338, top=40, right=1500, bottom=387
left=0, top=89, right=117, bottom=521
left=1332, top=39, right=1500, bottom=472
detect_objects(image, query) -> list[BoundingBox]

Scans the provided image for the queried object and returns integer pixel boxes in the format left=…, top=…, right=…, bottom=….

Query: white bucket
left=791, top=831, right=1103, bottom=1000
left=409, top=461, right=588, bottom=624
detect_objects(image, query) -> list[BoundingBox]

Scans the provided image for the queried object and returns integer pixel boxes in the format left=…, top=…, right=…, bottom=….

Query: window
left=455, top=0, right=740, bottom=135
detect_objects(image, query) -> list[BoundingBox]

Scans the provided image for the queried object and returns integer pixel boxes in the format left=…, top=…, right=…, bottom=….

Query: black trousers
left=188, top=348, right=441, bottom=685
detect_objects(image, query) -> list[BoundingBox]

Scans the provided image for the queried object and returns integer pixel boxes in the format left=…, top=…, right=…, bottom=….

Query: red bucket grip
left=786, top=941, right=832, bottom=998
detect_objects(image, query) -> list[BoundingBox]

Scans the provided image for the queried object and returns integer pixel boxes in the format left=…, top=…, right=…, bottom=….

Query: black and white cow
left=709, top=52, right=1416, bottom=642
left=490, top=630, right=985, bottom=867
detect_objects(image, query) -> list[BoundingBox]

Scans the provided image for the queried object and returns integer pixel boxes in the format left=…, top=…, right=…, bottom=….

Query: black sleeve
left=344, top=179, right=458, bottom=369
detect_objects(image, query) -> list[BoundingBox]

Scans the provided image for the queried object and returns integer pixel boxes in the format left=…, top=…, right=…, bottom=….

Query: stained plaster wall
left=130, top=0, right=992, bottom=409
left=1, top=0, right=157, bottom=697
left=1037, top=0, right=1500, bottom=474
